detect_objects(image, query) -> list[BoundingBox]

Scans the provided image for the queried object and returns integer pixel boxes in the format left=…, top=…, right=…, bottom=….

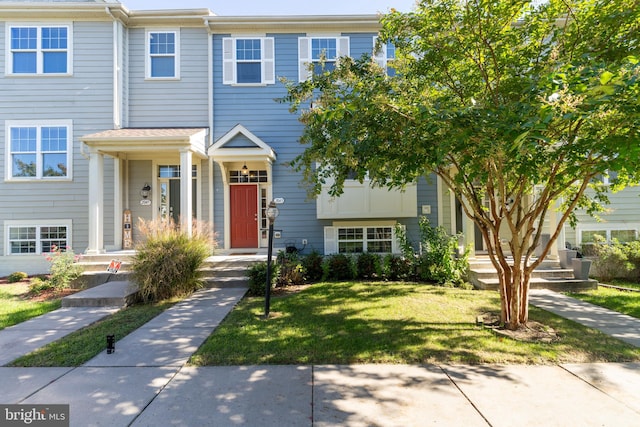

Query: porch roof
left=81, top=127, right=209, bottom=158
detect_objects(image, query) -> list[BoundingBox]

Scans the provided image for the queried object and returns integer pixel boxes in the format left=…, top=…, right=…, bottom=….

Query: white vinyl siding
left=222, top=37, right=275, bottom=85
left=6, top=23, right=73, bottom=76
left=5, top=120, right=73, bottom=181
left=5, top=220, right=72, bottom=255
left=146, top=30, right=180, bottom=79
left=298, top=36, right=349, bottom=82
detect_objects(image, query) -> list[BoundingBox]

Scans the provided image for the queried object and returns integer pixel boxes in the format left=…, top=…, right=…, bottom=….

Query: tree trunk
left=498, top=262, right=531, bottom=330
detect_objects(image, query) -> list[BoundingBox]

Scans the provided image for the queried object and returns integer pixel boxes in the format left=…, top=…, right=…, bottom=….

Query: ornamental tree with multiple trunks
left=283, top=0, right=640, bottom=329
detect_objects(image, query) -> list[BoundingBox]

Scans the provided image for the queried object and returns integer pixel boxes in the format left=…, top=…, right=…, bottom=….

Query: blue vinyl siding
left=213, top=32, right=438, bottom=253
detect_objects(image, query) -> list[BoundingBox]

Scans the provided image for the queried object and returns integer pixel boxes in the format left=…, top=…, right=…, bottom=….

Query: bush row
left=246, top=218, right=471, bottom=295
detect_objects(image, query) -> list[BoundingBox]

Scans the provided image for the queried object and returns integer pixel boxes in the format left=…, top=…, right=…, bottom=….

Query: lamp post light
left=264, top=200, right=279, bottom=318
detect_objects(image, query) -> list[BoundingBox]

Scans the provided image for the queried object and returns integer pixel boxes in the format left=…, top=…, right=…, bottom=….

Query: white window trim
left=373, top=36, right=394, bottom=72
left=5, top=119, right=73, bottom=182
left=576, top=223, right=639, bottom=244
left=222, top=37, right=275, bottom=86
left=4, top=219, right=73, bottom=256
left=145, top=29, right=180, bottom=80
left=5, top=23, right=73, bottom=76
left=298, top=36, right=349, bottom=82
left=324, top=221, right=401, bottom=255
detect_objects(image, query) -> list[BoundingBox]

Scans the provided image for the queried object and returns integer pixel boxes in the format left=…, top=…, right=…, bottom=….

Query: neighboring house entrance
left=231, top=184, right=258, bottom=248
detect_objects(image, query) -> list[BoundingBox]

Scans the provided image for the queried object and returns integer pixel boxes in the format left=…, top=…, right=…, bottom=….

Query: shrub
left=39, top=246, right=83, bottom=290
left=356, top=252, right=382, bottom=279
left=396, top=217, right=469, bottom=286
left=322, top=254, right=355, bottom=281
left=302, top=250, right=324, bottom=282
left=7, top=271, right=28, bottom=283
left=276, top=251, right=306, bottom=287
left=246, top=261, right=280, bottom=296
left=590, top=237, right=640, bottom=282
left=130, top=218, right=214, bottom=303
left=381, top=254, right=413, bottom=281
left=28, top=276, right=55, bottom=293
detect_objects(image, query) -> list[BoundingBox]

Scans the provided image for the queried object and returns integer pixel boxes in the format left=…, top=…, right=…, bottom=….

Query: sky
left=120, top=0, right=418, bottom=15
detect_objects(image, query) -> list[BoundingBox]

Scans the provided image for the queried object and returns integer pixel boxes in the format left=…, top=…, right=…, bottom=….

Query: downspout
left=105, top=6, right=121, bottom=129
left=106, top=6, right=125, bottom=248
left=205, top=18, right=215, bottom=237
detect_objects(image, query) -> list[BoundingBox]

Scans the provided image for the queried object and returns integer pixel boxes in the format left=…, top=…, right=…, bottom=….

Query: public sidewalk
left=1, top=287, right=640, bottom=426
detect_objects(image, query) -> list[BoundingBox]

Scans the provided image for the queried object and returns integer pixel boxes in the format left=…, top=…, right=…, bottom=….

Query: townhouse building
left=1, top=0, right=637, bottom=277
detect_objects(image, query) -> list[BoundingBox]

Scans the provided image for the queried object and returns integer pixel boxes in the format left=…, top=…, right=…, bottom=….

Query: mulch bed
left=478, top=312, right=560, bottom=343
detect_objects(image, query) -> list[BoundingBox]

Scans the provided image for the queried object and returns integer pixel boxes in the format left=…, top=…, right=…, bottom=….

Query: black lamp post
left=264, top=200, right=279, bottom=318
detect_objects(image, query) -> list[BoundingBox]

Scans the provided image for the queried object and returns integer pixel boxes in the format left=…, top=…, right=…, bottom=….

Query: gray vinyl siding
left=564, top=186, right=640, bottom=246
left=128, top=27, right=209, bottom=128
left=0, top=20, right=115, bottom=275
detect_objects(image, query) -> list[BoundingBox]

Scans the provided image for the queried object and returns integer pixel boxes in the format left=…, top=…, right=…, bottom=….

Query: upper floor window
left=222, top=37, right=275, bottom=85
left=7, top=25, right=71, bottom=75
left=298, top=36, right=349, bottom=81
left=373, top=38, right=396, bottom=76
left=147, top=30, right=180, bottom=79
left=5, top=120, right=72, bottom=181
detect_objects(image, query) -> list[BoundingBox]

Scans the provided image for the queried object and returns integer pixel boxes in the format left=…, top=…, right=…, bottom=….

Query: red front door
left=230, top=185, right=258, bottom=248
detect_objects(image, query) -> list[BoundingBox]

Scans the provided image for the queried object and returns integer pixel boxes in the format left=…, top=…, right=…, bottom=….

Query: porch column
left=87, top=148, right=104, bottom=254
left=180, top=149, right=193, bottom=236
left=547, top=200, right=559, bottom=260
left=463, top=213, right=476, bottom=258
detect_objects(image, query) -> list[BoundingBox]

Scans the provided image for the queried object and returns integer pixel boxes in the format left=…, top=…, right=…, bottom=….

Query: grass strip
left=190, top=281, right=640, bottom=366
left=0, top=284, right=61, bottom=330
left=569, top=286, right=640, bottom=319
left=8, top=300, right=174, bottom=367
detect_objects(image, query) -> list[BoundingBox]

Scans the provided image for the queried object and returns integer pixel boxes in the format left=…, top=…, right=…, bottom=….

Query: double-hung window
left=373, top=37, right=396, bottom=76
left=338, top=226, right=394, bottom=254
left=5, top=220, right=72, bottom=255
left=8, top=24, right=71, bottom=75
left=147, top=30, right=180, bottom=79
left=6, top=120, right=72, bottom=180
left=298, top=36, right=349, bottom=81
left=222, top=37, right=275, bottom=85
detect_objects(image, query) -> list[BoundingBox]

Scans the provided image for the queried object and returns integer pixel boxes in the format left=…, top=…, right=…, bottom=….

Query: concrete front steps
left=71, top=252, right=135, bottom=289
left=62, top=281, right=138, bottom=308
left=469, top=257, right=598, bottom=292
left=63, top=254, right=264, bottom=307
left=201, top=255, right=266, bottom=288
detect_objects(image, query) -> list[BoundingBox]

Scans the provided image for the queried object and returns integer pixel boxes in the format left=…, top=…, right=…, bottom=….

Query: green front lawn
left=0, top=282, right=62, bottom=330
left=190, top=282, right=640, bottom=366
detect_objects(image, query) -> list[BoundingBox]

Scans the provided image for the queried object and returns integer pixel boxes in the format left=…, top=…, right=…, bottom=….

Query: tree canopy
left=283, top=0, right=640, bottom=329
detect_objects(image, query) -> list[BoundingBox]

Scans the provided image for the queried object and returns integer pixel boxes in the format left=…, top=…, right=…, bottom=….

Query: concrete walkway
left=530, top=289, right=640, bottom=347
left=1, top=288, right=640, bottom=426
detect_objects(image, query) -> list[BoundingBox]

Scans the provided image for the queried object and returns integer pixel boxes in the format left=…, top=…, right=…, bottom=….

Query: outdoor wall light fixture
left=264, top=201, right=280, bottom=318
left=241, top=163, right=249, bottom=176
left=106, top=334, right=115, bottom=354
left=140, top=183, right=151, bottom=199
